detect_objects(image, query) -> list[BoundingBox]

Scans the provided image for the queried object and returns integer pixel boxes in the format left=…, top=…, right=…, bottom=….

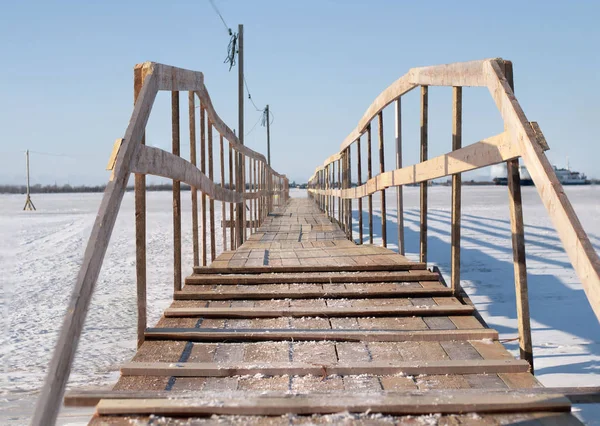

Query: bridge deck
left=81, top=198, right=580, bottom=425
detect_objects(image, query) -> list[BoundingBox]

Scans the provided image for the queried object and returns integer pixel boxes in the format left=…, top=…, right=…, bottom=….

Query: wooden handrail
left=308, top=57, right=600, bottom=327
left=32, top=62, right=288, bottom=426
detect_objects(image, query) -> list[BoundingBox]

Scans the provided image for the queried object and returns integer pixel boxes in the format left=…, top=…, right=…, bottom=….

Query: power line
left=208, top=0, right=230, bottom=34
left=245, top=114, right=263, bottom=137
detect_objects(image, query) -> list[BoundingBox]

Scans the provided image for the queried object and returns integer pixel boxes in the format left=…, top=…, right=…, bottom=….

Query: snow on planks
left=85, top=198, right=578, bottom=424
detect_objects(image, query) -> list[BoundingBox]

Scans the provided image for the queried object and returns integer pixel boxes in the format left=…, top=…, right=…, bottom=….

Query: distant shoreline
left=1, top=180, right=598, bottom=194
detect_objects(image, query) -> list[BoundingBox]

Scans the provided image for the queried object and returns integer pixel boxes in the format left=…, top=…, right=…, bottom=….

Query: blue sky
left=1, top=0, right=598, bottom=185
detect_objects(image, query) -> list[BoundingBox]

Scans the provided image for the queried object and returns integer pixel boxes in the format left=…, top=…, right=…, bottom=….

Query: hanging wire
left=245, top=114, right=263, bottom=137
left=224, top=32, right=238, bottom=71
left=208, top=0, right=230, bottom=33
left=29, top=150, right=77, bottom=159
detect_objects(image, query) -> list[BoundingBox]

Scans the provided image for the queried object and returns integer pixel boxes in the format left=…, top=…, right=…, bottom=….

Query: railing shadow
left=351, top=205, right=600, bottom=373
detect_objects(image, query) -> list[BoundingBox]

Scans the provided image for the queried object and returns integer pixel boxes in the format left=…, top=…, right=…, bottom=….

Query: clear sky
left=1, top=0, right=598, bottom=185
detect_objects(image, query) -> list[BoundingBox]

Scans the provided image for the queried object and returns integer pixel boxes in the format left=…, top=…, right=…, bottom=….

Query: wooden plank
left=175, top=285, right=452, bottom=300
left=95, top=392, right=570, bottom=416
left=65, top=387, right=600, bottom=407
left=164, top=305, right=474, bottom=318
left=145, top=328, right=498, bottom=342
left=189, top=91, right=199, bottom=267
left=367, top=123, right=373, bottom=244
left=120, top=359, right=529, bottom=377
left=194, top=263, right=426, bottom=274
left=184, top=271, right=439, bottom=285
left=208, top=117, right=216, bottom=262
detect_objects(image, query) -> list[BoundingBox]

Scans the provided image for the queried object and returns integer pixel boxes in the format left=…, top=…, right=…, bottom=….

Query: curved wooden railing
left=308, top=58, right=600, bottom=370
left=32, top=62, right=288, bottom=425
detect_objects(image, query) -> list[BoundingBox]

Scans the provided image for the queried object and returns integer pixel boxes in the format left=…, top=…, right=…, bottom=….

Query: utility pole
left=23, top=149, right=36, bottom=211
left=266, top=104, right=271, bottom=166
left=236, top=23, right=245, bottom=247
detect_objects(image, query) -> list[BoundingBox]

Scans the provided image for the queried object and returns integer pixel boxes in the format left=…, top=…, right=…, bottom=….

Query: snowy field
left=1, top=186, right=599, bottom=424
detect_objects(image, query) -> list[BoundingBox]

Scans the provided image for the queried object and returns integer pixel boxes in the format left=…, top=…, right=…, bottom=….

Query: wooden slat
left=65, top=387, right=599, bottom=407
left=95, top=392, right=570, bottom=416
left=185, top=271, right=439, bottom=285
left=194, top=263, right=426, bottom=274
left=120, top=359, right=529, bottom=377
left=145, top=328, right=498, bottom=342
left=164, top=305, right=474, bottom=318
left=175, top=286, right=452, bottom=300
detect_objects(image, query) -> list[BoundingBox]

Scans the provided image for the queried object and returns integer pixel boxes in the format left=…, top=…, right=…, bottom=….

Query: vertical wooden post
left=220, top=135, right=226, bottom=251
left=451, top=87, right=462, bottom=296
left=367, top=124, right=373, bottom=244
left=378, top=111, right=387, bottom=248
left=171, top=91, right=182, bottom=292
left=243, top=156, right=248, bottom=241
left=208, top=119, right=216, bottom=262
left=229, top=144, right=235, bottom=249
left=338, top=158, right=342, bottom=225
left=394, top=99, right=404, bottom=255
left=189, top=92, right=199, bottom=267
left=357, top=137, right=363, bottom=244
left=254, top=158, right=258, bottom=231
left=504, top=61, right=534, bottom=372
left=200, top=106, right=207, bottom=265
left=347, top=146, right=352, bottom=240
left=266, top=105, right=271, bottom=166
left=420, top=86, right=428, bottom=264
left=134, top=66, right=146, bottom=349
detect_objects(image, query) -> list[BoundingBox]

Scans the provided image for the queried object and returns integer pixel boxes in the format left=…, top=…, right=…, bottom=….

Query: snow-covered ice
left=1, top=186, right=598, bottom=424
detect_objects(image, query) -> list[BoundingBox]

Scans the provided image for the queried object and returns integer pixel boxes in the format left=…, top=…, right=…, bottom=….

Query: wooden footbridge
left=33, top=59, right=599, bottom=425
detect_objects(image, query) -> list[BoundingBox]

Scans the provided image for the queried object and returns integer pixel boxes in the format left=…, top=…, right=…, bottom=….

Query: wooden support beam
left=451, top=86, right=462, bottom=297
left=189, top=92, right=199, bottom=267
left=134, top=66, right=147, bottom=350
left=164, top=304, right=474, bottom=318
left=184, top=270, right=439, bottom=285
left=420, top=85, right=428, bottom=264
left=367, top=123, right=373, bottom=244
left=120, top=359, right=528, bottom=377
left=175, top=286, right=452, bottom=300
left=193, top=263, right=427, bottom=274
left=395, top=99, right=404, bottom=255
left=200, top=105, right=207, bottom=265
left=357, top=136, right=363, bottom=244
left=220, top=135, right=226, bottom=251
left=171, top=90, right=182, bottom=292
left=229, top=143, right=234, bottom=249
left=145, top=328, right=498, bottom=343
left=378, top=111, right=387, bottom=247
left=208, top=118, right=216, bottom=262
left=65, top=387, right=600, bottom=408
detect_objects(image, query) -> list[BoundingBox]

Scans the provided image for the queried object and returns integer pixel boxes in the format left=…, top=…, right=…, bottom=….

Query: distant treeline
left=1, top=183, right=258, bottom=194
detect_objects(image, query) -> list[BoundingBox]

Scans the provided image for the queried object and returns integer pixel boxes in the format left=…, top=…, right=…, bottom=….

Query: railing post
left=394, top=99, right=404, bottom=255
left=367, top=123, right=373, bottom=244
left=338, top=157, right=342, bottom=225
left=420, top=86, right=428, bottom=264
left=220, top=135, right=226, bottom=251
left=347, top=146, right=352, bottom=240
left=357, top=136, right=363, bottom=244
left=208, top=119, right=216, bottom=262
left=200, top=105, right=207, bottom=264
left=134, top=65, right=146, bottom=349
left=504, top=61, right=534, bottom=372
left=451, top=87, right=462, bottom=296
left=378, top=111, right=387, bottom=248
left=189, top=92, right=199, bottom=267
left=171, top=90, right=182, bottom=292
left=229, top=143, right=235, bottom=249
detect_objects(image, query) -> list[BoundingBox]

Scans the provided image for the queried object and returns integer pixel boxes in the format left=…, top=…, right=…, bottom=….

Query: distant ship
left=493, top=163, right=590, bottom=186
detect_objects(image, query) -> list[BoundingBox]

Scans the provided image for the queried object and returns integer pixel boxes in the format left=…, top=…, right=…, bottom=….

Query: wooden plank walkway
left=77, top=198, right=581, bottom=425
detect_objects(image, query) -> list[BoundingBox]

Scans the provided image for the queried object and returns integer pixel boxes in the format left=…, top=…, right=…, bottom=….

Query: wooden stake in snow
left=23, top=149, right=36, bottom=211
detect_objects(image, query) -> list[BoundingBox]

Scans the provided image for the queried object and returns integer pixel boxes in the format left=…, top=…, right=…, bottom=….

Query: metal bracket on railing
left=529, top=122, right=549, bottom=151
